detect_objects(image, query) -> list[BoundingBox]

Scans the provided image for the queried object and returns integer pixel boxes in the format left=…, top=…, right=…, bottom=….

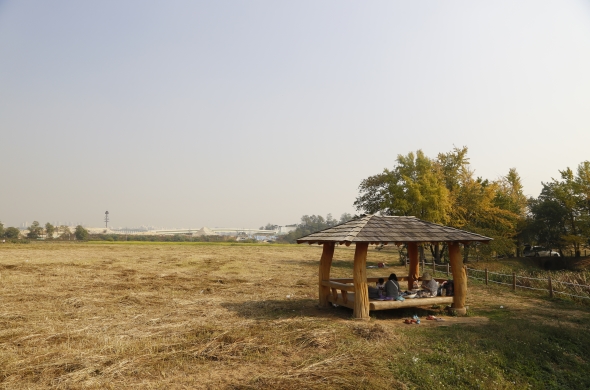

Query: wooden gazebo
left=297, top=215, right=492, bottom=319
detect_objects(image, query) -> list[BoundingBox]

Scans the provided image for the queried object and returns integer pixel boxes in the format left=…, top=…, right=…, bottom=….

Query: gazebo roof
left=296, top=214, right=492, bottom=244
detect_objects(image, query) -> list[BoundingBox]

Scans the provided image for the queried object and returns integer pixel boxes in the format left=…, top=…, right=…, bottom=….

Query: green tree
left=4, top=227, right=21, bottom=239
left=0, top=221, right=4, bottom=238
left=27, top=221, right=43, bottom=239
left=574, top=161, right=590, bottom=245
left=279, top=214, right=341, bottom=243
left=526, top=195, right=567, bottom=253
left=74, top=225, right=89, bottom=241
left=551, top=169, right=582, bottom=257
left=353, top=170, right=395, bottom=214
left=59, top=225, right=72, bottom=240
left=339, top=213, right=353, bottom=224
left=45, top=223, right=55, bottom=239
left=355, top=150, right=451, bottom=224
left=531, top=162, right=590, bottom=257
left=355, top=150, right=453, bottom=262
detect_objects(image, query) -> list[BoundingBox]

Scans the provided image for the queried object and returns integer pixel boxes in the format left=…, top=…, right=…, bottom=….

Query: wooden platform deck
left=328, top=292, right=454, bottom=311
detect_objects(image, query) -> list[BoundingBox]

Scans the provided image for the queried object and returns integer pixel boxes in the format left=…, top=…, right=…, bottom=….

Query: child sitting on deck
left=376, top=278, right=385, bottom=296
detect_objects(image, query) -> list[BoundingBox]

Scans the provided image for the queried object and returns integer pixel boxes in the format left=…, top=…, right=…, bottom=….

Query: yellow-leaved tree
left=355, top=147, right=524, bottom=261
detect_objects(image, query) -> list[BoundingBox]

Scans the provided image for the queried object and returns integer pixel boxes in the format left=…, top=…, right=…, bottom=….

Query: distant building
left=277, top=225, right=297, bottom=235
left=193, top=227, right=218, bottom=236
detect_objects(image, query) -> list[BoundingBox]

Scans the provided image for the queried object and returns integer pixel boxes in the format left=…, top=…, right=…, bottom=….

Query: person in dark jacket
left=385, top=273, right=401, bottom=299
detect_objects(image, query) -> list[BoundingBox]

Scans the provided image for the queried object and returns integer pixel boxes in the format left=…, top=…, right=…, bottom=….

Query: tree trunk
left=407, top=242, right=420, bottom=290
left=434, top=243, right=440, bottom=263
left=353, top=243, right=370, bottom=320
left=463, top=244, right=470, bottom=263
left=440, top=243, right=448, bottom=263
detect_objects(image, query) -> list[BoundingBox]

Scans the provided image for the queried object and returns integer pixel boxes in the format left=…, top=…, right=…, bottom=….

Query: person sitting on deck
left=384, top=274, right=402, bottom=300
left=368, top=286, right=381, bottom=299
left=419, top=272, right=439, bottom=297
left=376, top=278, right=385, bottom=296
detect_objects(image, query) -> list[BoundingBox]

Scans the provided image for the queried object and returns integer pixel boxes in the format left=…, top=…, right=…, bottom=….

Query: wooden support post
left=353, top=243, right=370, bottom=320
left=548, top=275, right=553, bottom=298
left=407, top=242, right=420, bottom=290
left=318, top=242, right=335, bottom=308
left=342, top=290, right=348, bottom=304
left=448, top=242, right=467, bottom=315
left=512, top=273, right=516, bottom=291
left=432, top=260, right=436, bottom=276
left=331, top=287, right=338, bottom=301
left=485, top=268, right=488, bottom=286
left=446, top=263, right=450, bottom=276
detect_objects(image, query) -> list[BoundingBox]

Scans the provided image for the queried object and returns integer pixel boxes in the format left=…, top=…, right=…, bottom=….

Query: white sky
left=1, top=1, right=590, bottom=228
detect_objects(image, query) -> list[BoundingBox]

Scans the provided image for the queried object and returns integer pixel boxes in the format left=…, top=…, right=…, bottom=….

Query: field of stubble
left=1, top=242, right=590, bottom=389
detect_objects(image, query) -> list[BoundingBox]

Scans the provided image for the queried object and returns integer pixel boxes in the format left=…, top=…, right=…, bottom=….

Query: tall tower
left=104, top=211, right=110, bottom=228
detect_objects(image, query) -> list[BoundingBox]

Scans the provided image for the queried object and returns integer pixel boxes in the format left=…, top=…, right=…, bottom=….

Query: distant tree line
left=0, top=221, right=88, bottom=241
left=259, top=223, right=279, bottom=230
left=0, top=222, right=245, bottom=243
left=88, top=234, right=238, bottom=242
left=277, top=213, right=353, bottom=243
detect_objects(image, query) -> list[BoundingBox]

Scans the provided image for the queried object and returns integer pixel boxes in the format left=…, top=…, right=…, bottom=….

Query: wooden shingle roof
left=296, top=214, right=492, bottom=244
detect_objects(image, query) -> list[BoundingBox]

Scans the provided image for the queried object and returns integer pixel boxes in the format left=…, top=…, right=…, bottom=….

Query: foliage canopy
left=355, top=147, right=526, bottom=258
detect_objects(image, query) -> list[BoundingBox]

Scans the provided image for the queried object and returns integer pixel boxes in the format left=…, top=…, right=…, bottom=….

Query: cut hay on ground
left=1, top=242, right=589, bottom=389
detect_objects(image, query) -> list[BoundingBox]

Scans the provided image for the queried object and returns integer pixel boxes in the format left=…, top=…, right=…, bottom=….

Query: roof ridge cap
left=344, top=214, right=373, bottom=241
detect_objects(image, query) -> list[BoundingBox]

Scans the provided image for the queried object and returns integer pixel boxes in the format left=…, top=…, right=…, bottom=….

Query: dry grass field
left=1, top=242, right=590, bottom=389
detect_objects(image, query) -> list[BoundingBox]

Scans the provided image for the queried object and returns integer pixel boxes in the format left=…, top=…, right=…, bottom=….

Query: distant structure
left=104, top=211, right=109, bottom=228
left=152, top=226, right=295, bottom=238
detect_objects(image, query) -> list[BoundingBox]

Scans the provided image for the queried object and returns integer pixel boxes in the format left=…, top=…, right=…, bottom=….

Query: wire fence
left=404, top=258, right=590, bottom=301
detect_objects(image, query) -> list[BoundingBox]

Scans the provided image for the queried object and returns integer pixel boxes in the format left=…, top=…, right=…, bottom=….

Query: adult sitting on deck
left=420, top=272, right=439, bottom=297
left=384, top=273, right=402, bottom=300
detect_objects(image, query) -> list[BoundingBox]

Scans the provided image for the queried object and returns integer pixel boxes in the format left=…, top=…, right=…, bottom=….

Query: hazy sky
left=1, top=1, right=590, bottom=229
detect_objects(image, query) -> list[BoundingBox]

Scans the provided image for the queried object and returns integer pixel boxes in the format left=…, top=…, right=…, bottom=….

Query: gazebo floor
left=328, top=292, right=454, bottom=311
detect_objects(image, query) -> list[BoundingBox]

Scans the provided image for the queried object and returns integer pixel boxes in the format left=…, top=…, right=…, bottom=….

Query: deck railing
left=408, top=258, right=590, bottom=301
left=321, top=280, right=354, bottom=304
